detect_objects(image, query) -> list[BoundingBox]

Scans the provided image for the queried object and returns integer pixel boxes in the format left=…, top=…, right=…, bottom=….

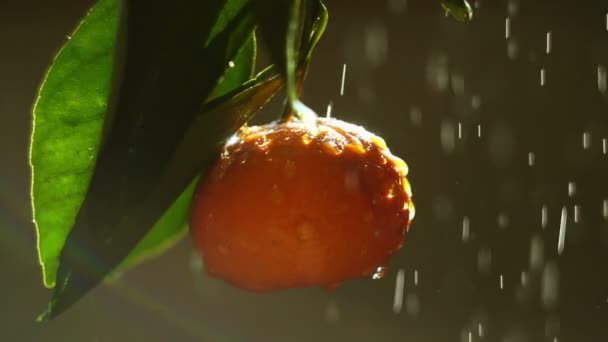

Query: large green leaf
left=30, top=0, right=262, bottom=319
left=119, top=34, right=257, bottom=272
left=30, top=0, right=119, bottom=289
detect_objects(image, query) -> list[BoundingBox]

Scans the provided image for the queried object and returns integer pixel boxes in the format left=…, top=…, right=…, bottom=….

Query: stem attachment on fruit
left=284, top=0, right=317, bottom=124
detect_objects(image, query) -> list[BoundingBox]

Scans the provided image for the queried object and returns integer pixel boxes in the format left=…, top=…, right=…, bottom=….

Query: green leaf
left=119, top=33, right=257, bottom=272
left=30, top=0, right=119, bottom=289
left=30, top=0, right=265, bottom=319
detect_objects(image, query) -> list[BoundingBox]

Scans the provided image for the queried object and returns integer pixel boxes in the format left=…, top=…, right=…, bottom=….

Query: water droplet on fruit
left=371, top=266, right=388, bottom=280
left=344, top=168, right=360, bottom=192
left=296, top=222, right=315, bottom=241
left=217, top=244, right=229, bottom=256
left=284, top=160, right=296, bottom=179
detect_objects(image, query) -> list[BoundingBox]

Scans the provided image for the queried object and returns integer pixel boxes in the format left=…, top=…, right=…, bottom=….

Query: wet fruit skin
left=189, top=117, right=414, bottom=291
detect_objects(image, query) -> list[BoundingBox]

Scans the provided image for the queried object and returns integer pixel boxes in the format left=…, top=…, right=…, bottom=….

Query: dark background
left=2, top=0, right=608, bottom=341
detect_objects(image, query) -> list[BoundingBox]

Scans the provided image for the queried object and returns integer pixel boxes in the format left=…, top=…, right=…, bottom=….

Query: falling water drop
left=440, top=120, right=457, bottom=153
left=530, top=234, right=545, bottom=270
left=458, top=122, right=463, bottom=140
left=507, top=39, right=519, bottom=59
left=557, top=206, right=567, bottom=255
left=409, top=106, right=422, bottom=127
left=540, top=68, right=547, bottom=86
left=393, top=269, right=405, bottom=314
left=405, top=293, right=420, bottom=316
left=498, top=212, right=509, bottom=229
left=602, top=199, right=608, bottom=219
left=568, top=182, right=576, bottom=197
left=387, top=0, right=407, bottom=14
left=546, top=31, right=552, bottom=54
left=507, top=0, right=519, bottom=16
left=542, top=205, right=548, bottom=229
left=326, top=102, right=333, bottom=118
left=541, top=261, right=560, bottom=310
left=414, top=269, right=419, bottom=286
left=477, top=124, right=482, bottom=138
left=597, top=65, right=607, bottom=94
left=573, top=204, right=581, bottom=223
left=583, top=131, right=591, bottom=150
left=499, top=274, right=504, bottom=290
left=528, top=152, right=535, bottom=166
left=602, top=138, right=607, bottom=154
left=340, top=63, right=347, bottom=95
left=472, top=95, right=481, bottom=109
left=477, top=245, right=492, bottom=275
left=462, top=216, right=471, bottom=242
left=505, top=17, right=511, bottom=38
left=324, top=299, right=340, bottom=324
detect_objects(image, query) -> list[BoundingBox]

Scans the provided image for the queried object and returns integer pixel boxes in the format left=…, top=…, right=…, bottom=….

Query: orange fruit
left=189, top=117, right=414, bottom=291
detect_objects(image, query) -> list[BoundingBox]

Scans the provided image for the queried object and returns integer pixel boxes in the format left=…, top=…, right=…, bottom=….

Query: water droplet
left=603, top=199, right=608, bottom=219
left=462, top=216, right=471, bottom=242
left=498, top=212, right=509, bottom=229
left=364, top=23, right=388, bottom=68
left=458, top=122, right=463, bottom=140
left=582, top=131, right=591, bottom=150
left=568, top=182, right=576, bottom=197
left=540, top=68, right=547, bottom=86
left=340, top=63, right=347, bottom=95
left=228, top=60, right=235, bottom=68
left=546, top=31, right=552, bottom=54
left=507, top=0, right=519, bottom=16
left=371, top=266, right=388, bottom=280
left=573, top=204, right=581, bottom=223
left=541, top=261, right=560, bottom=310
left=426, top=53, right=449, bottom=92
left=414, top=269, right=419, bottom=286
left=499, top=274, right=504, bottom=290
left=602, top=138, right=607, bottom=154
left=542, top=205, right=548, bottom=229
left=405, top=293, right=420, bottom=316
left=521, top=271, right=528, bottom=286
left=451, top=73, right=465, bottom=94
left=409, top=106, right=422, bottom=127
left=387, top=0, right=408, bottom=14
left=324, top=299, right=340, bottom=324
left=528, top=152, right=535, bottom=166
left=557, top=206, right=567, bottom=255
left=477, top=245, right=492, bottom=275
left=325, top=101, right=333, bottom=118
left=471, top=95, right=481, bottom=110
left=440, top=120, right=457, bottom=153
left=393, top=269, right=405, bottom=314
left=530, top=234, right=545, bottom=270
left=507, top=39, right=519, bottom=59
left=477, top=124, right=482, bottom=138
left=598, top=65, right=607, bottom=94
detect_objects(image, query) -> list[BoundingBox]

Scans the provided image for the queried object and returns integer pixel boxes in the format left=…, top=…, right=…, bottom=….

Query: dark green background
left=2, top=0, right=608, bottom=341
